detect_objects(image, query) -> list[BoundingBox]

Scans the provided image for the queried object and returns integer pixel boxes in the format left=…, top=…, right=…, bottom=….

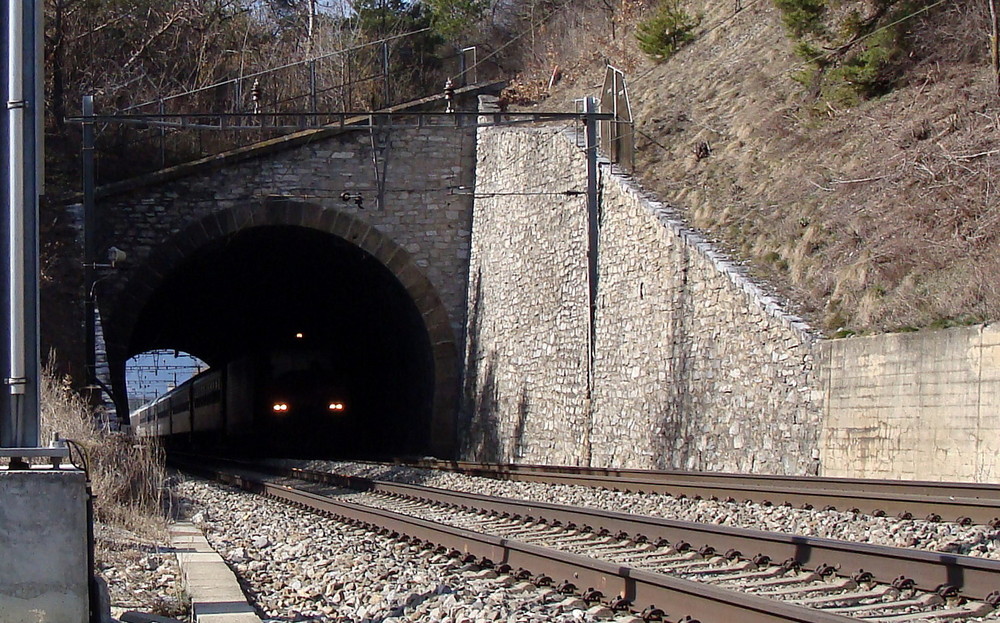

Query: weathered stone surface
left=463, top=126, right=823, bottom=474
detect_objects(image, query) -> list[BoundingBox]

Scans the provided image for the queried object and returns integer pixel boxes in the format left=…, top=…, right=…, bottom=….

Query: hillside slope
left=509, top=0, right=997, bottom=335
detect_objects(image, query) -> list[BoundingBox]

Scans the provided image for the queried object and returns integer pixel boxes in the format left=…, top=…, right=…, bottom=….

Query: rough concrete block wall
left=0, top=470, right=89, bottom=623
left=819, top=324, right=1000, bottom=482
left=463, top=127, right=592, bottom=463
left=591, top=176, right=822, bottom=473
left=464, top=123, right=825, bottom=473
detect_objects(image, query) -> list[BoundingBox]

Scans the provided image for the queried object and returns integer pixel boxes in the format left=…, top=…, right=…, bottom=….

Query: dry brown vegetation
left=506, top=0, right=1000, bottom=335
left=39, top=360, right=167, bottom=533
left=38, top=362, right=182, bottom=614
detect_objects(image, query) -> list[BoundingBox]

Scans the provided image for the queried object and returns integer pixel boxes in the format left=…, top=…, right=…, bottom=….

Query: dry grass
left=40, top=360, right=167, bottom=535
left=507, top=0, right=1000, bottom=335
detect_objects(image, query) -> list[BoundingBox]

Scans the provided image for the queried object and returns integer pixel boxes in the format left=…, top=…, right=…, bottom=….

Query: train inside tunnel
left=124, top=224, right=438, bottom=458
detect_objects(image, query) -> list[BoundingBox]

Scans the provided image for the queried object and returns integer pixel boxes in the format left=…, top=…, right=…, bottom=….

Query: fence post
left=158, top=99, right=166, bottom=168
left=345, top=53, right=352, bottom=110
left=309, top=60, right=318, bottom=125
left=382, top=41, right=390, bottom=107
left=460, top=47, right=477, bottom=86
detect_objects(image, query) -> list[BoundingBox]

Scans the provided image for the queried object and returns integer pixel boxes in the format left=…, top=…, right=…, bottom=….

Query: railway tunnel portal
left=126, top=212, right=442, bottom=457
left=93, top=121, right=478, bottom=458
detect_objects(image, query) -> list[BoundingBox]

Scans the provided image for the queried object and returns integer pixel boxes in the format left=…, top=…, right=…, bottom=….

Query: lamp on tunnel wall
left=85, top=246, right=126, bottom=270
left=340, top=191, right=364, bottom=209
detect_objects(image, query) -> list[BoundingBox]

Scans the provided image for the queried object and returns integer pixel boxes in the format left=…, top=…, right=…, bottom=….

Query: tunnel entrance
left=126, top=224, right=436, bottom=458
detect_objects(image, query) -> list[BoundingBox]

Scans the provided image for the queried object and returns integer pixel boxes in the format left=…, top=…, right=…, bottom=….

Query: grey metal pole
left=583, top=96, right=599, bottom=466
left=584, top=96, right=599, bottom=361
left=3, top=0, right=41, bottom=449
left=0, top=0, right=11, bottom=447
left=83, top=96, right=96, bottom=390
left=7, top=0, right=28, bottom=406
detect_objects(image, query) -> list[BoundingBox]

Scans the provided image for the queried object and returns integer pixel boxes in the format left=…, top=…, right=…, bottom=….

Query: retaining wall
left=463, top=121, right=825, bottom=473
left=819, top=324, right=1000, bottom=482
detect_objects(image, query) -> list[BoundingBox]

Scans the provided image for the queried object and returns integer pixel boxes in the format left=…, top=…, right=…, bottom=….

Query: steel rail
left=276, top=465, right=1000, bottom=603
left=180, top=460, right=857, bottom=623
left=172, top=455, right=1000, bottom=603
left=397, top=459, right=1000, bottom=526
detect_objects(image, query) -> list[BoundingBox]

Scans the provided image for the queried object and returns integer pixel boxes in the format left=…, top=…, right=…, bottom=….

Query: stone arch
left=104, top=197, right=458, bottom=457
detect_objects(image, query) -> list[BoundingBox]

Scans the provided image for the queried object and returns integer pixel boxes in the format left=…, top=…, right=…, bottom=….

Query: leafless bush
left=40, top=361, right=167, bottom=535
left=910, top=0, right=992, bottom=65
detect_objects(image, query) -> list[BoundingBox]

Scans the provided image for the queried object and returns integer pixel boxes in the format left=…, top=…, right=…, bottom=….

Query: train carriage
left=132, top=348, right=349, bottom=455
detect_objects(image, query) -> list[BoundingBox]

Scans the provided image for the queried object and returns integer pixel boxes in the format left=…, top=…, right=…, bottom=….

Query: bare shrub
left=40, top=361, right=166, bottom=535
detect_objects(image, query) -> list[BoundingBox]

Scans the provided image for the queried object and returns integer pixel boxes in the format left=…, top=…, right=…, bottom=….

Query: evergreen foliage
left=635, top=0, right=700, bottom=60
left=773, top=0, right=932, bottom=103
left=423, top=0, right=489, bottom=40
left=773, top=0, right=826, bottom=38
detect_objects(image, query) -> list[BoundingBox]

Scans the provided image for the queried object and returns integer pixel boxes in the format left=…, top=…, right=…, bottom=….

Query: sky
left=125, top=350, right=206, bottom=409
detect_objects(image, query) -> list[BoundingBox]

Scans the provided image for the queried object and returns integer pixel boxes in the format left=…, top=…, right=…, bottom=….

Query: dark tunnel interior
left=128, top=225, right=435, bottom=457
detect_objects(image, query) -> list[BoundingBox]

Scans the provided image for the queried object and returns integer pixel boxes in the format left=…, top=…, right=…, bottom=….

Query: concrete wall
left=463, top=123, right=824, bottom=473
left=819, top=324, right=1000, bottom=482
left=0, top=469, right=89, bottom=623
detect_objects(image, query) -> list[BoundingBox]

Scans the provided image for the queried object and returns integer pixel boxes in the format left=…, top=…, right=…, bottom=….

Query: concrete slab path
left=169, top=522, right=262, bottom=623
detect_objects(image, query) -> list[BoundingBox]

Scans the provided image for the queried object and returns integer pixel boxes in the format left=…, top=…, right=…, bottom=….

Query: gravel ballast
left=170, top=461, right=1000, bottom=622
left=271, top=460, right=1000, bottom=560
left=173, top=476, right=642, bottom=622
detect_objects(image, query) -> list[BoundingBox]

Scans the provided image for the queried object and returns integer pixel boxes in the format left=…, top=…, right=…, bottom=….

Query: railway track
left=171, top=455, right=1000, bottom=622
left=395, top=459, right=1000, bottom=527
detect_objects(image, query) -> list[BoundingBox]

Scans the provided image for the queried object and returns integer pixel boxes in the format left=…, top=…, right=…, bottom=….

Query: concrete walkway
left=169, top=522, right=262, bottom=623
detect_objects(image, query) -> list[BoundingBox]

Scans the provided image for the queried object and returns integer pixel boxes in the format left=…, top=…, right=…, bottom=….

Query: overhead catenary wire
left=122, top=27, right=433, bottom=113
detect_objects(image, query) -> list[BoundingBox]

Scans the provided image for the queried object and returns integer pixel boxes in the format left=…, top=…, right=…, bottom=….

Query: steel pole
left=3, top=0, right=41, bottom=449
left=583, top=96, right=599, bottom=467
left=83, top=96, right=96, bottom=389
left=0, top=0, right=10, bottom=446
left=7, top=0, right=26, bottom=402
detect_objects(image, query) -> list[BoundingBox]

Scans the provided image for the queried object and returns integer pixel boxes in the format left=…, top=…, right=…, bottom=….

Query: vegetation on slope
left=40, top=361, right=166, bottom=529
left=502, top=0, right=999, bottom=335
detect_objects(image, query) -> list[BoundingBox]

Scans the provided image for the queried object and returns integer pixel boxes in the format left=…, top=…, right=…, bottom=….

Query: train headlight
left=272, top=402, right=289, bottom=413
left=328, top=402, right=345, bottom=412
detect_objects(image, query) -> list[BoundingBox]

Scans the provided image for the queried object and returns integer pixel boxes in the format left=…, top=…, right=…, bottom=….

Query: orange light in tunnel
left=295, top=332, right=304, bottom=339
left=328, top=402, right=345, bottom=412
left=272, top=402, right=289, bottom=413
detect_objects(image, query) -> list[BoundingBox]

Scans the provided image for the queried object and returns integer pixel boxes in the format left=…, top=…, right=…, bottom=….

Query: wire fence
left=90, top=32, right=488, bottom=181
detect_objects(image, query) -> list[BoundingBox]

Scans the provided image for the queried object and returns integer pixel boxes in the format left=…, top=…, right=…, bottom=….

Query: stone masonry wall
left=819, top=324, right=1000, bottom=482
left=590, top=169, right=822, bottom=473
left=463, top=127, right=592, bottom=463
left=99, top=124, right=478, bottom=348
left=464, top=123, right=825, bottom=473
